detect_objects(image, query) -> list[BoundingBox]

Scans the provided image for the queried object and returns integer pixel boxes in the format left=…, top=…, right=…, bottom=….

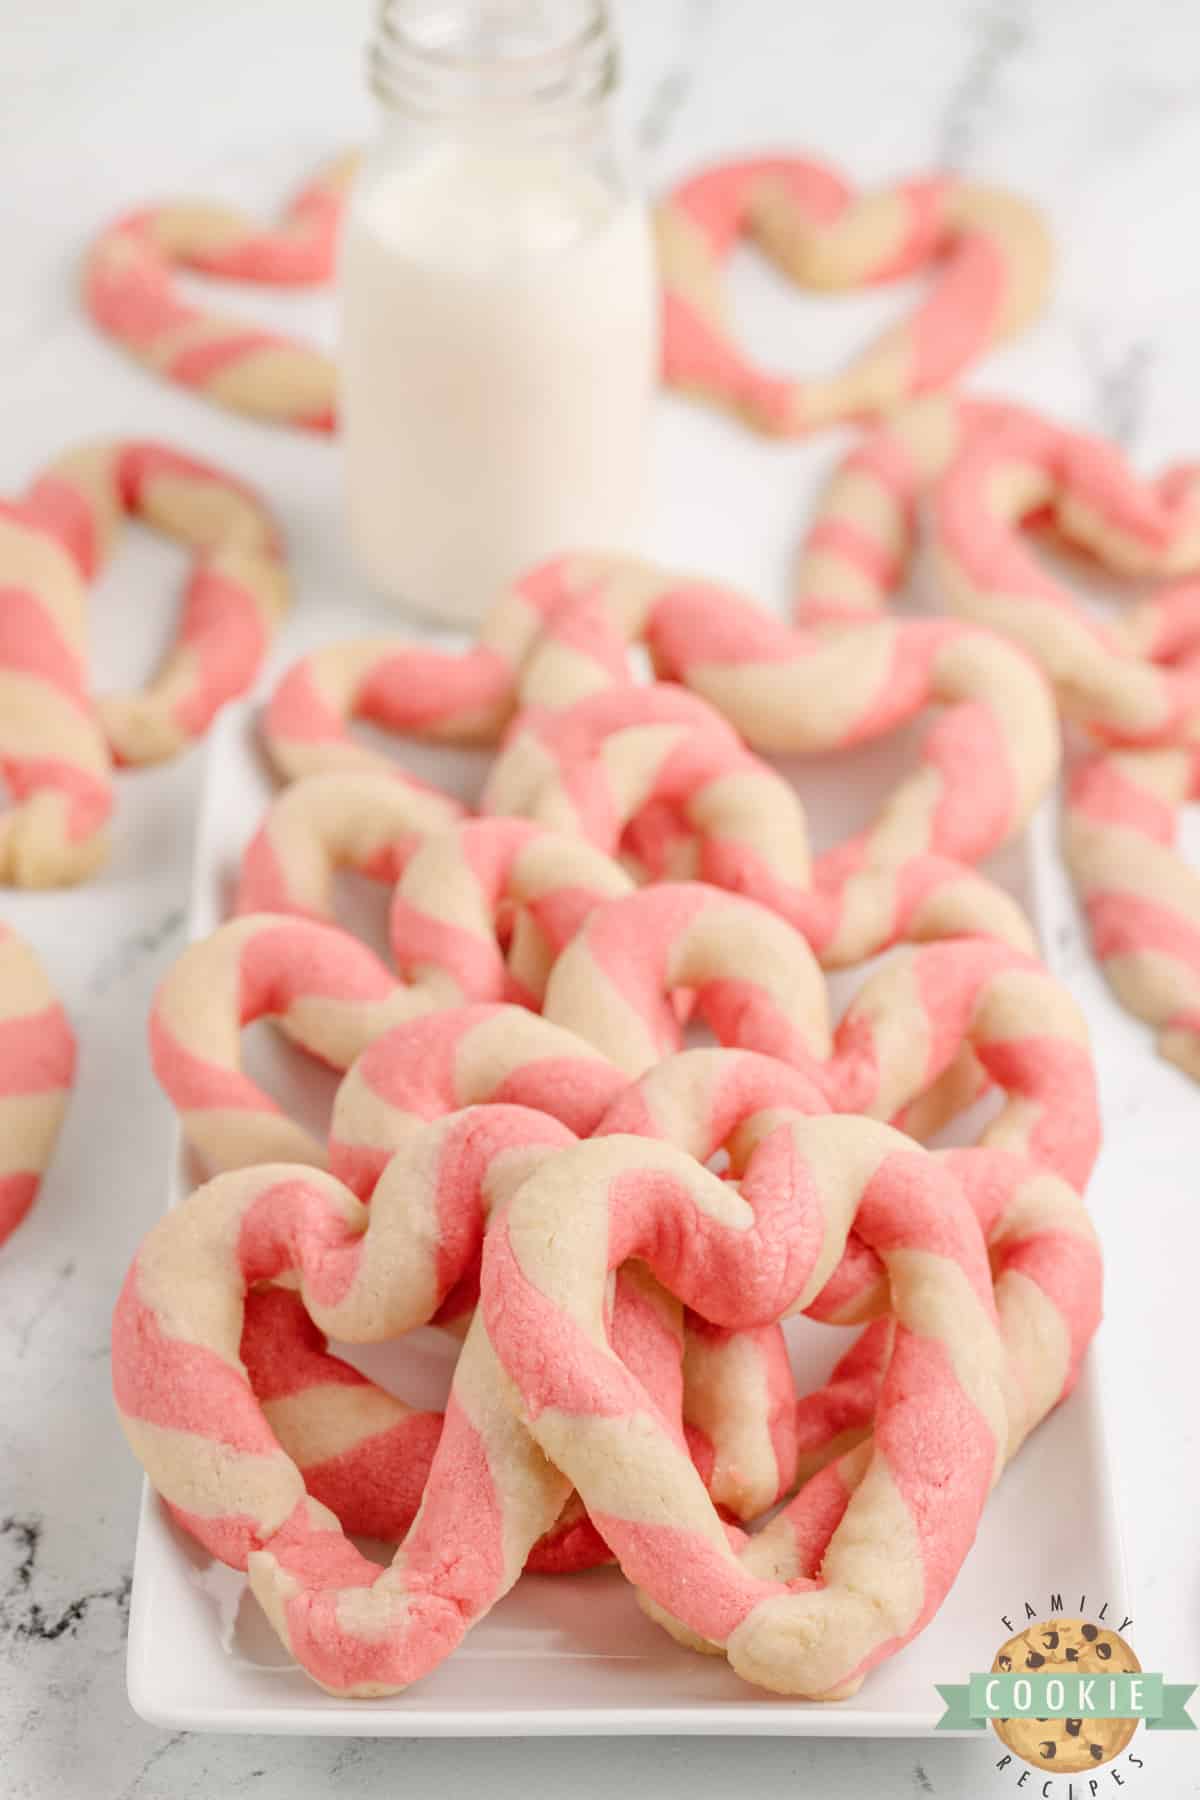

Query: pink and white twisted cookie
left=592, top=1054, right=1099, bottom=1495
left=933, top=412, right=1200, bottom=744
left=262, top=559, right=627, bottom=781
left=84, top=155, right=355, bottom=430
left=241, top=808, right=634, bottom=1008
left=0, top=924, right=76, bottom=1247
left=539, top=882, right=1096, bottom=1187
left=658, top=157, right=1051, bottom=437
left=241, top=1103, right=682, bottom=1579
left=149, top=914, right=433, bottom=1172
left=481, top=681, right=810, bottom=882
left=822, top=936, right=1100, bottom=1192
left=1, top=441, right=286, bottom=885
left=264, top=550, right=1056, bottom=944
left=481, top=1118, right=1010, bottom=1697
left=541, top=881, right=832, bottom=1079
left=113, top=1156, right=573, bottom=1693
left=502, top=555, right=1054, bottom=958
left=792, top=391, right=1033, bottom=625
left=1064, top=745, right=1200, bottom=1081
left=235, top=770, right=464, bottom=921
left=328, top=1001, right=630, bottom=1202
left=331, top=1014, right=803, bottom=1523
left=243, top=1004, right=659, bottom=1573
left=237, top=1261, right=681, bottom=1577
left=733, top=1145, right=1101, bottom=1487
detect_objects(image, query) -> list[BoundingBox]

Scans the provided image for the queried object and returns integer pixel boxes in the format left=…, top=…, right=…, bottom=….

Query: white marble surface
left=3, top=0, right=1200, bottom=1794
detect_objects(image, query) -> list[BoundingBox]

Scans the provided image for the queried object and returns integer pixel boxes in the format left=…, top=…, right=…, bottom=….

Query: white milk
left=339, top=140, right=658, bottom=623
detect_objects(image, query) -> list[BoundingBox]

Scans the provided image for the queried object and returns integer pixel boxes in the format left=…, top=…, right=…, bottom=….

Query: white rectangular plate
left=127, top=702, right=1125, bottom=1736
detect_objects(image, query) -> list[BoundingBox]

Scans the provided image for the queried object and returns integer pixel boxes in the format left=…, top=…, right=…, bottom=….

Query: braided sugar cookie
left=240, top=810, right=635, bottom=1011
left=658, top=157, right=1051, bottom=436
left=0, top=924, right=76, bottom=1247
left=482, top=682, right=810, bottom=881
left=1, top=440, right=287, bottom=885
left=1065, top=745, right=1200, bottom=1080
left=84, top=155, right=355, bottom=429
left=482, top=1119, right=1010, bottom=1698
left=248, top=1006, right=658, bottom=1574
left=824, top=937, right=1099, bottom=1192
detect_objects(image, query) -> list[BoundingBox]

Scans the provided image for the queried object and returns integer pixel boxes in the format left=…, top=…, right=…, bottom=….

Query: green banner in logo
left=935, top=1673, right=1196, bottom=1732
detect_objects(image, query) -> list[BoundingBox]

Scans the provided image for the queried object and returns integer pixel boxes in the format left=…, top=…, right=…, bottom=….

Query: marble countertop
left=4, top=0, right=1200, bottom=1794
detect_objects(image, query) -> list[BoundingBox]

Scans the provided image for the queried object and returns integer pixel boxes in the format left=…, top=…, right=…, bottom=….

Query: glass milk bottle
left=340, top=0, right=658, bottom=624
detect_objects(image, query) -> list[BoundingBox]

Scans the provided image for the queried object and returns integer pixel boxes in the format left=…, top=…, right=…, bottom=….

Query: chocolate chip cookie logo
left=989, top=1618, right=1143, bottom=1773
left=936, top=1602, right=1196, bottom=1792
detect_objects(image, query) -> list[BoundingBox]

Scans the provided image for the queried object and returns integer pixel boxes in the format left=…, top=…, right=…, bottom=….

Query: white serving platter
left=126, top=700, right=1125, bottom=1736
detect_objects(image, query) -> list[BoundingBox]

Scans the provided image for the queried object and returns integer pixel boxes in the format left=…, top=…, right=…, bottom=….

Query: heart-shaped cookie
left=658, top=156, right=1052, bottom=436
left=0, top=439, right=287, bottom=886
left=84, top=154, right=354, bottom=429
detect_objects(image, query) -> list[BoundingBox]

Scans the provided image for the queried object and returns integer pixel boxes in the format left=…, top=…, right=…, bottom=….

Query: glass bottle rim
left=369, top=0, right=617, bottom=120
